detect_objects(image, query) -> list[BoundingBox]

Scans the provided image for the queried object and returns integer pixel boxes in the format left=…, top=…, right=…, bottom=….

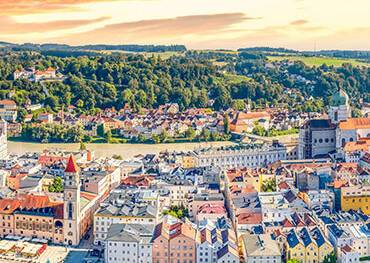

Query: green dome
left=330, top=89, right=349, bottom=107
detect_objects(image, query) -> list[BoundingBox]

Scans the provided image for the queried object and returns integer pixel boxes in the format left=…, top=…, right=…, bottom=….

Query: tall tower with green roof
left=328, top=89, right=351, bottom=123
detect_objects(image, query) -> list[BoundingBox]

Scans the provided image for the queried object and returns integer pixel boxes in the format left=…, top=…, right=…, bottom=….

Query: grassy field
left=213, top=73, right=252, bottom=86
left=223, top=73, right=252, bottom=84
left=94, top=50, right=183, bottom=59
left=267, top=55, right=369, bottom=67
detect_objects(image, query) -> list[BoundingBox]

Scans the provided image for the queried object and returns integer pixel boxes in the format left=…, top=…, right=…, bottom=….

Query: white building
left=299, top=89, right=370, bottom=160
left=338, top=245, right=360, bottom=263
left=241, top=233, right=282, bottom=263
left=196, top=220, right=239, bottom=263
left=104, top=224, right=153, bottom=263
left=0, top=100, right=17, bottom=122
left=194, top=141, right=287, bottom=169
left=94, top=188, right=158, bottom=245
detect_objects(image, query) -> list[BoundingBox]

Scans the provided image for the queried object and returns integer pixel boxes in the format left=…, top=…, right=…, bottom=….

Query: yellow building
left=286, top=227, right=333, bottom=263
left=341, top=185, right=370, bottom=215
left=181, top=154, right=197, bottom=168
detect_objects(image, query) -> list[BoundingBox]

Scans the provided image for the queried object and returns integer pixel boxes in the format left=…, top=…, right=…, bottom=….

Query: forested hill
left=238, top=47, right=370, bottom=61
left=0, top=49, right=368, bottom=116
left=0, top=43, right=187, bottom=53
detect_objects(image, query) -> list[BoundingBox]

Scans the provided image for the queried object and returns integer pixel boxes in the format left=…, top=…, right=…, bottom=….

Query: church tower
left=63, top=155, right=81, bottom=246
left=329, top=89, right=351, bottom=124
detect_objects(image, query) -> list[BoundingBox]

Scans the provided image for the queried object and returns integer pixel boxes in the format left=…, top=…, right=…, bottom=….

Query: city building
left=285, top=227, right=334, bottom=263
left=194, top=142, right=287, bottom=169
left=240, top=233, right=281, bottom=263
left=104, top=223, right=154, bottom=263
left=0, top=100, right=17, bottom=122
left=94, top=188, right=158, bottom=245
left=299, top=89, right=370, bottom=160
left=0, top=155, right=100, bottom=246
left=196, top=220, right=239, bottom=263
left=152, top=215, right=196, bottom=263
left=341, top=185, right=370, bottom=215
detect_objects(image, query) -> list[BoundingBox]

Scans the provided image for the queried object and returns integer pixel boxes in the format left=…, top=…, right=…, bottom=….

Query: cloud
left=0, top=16, right=109, bottom=34
left=0, top=0, right=117, bottom=15
left=290, top=19, right=309, bottom=26
left=58, top=13, right=256, bottom=45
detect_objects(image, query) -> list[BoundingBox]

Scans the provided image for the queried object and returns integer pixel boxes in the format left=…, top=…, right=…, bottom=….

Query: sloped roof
left=65, top=155, right=79, bottom=173
left=339, top=118, right=370, bottom=130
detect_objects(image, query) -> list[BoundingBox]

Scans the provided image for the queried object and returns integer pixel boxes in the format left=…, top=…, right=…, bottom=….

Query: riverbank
left=8, top=141, right=236, bottom=159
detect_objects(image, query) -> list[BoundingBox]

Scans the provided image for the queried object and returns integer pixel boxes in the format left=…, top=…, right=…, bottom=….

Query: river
left=8, top=141, right=235, bottom=159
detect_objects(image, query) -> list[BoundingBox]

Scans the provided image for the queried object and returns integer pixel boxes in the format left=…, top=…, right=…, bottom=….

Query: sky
left=0, top=0, right=369, bottom=50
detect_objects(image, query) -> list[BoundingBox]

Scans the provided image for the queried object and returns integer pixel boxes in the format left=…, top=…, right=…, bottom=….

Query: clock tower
left=63, top=155, right=81, bottom=246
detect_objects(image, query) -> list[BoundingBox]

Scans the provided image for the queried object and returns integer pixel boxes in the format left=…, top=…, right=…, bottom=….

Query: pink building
left=152, top=215, right=196, bottom=263
left=196, top=203, right=227, bottom=223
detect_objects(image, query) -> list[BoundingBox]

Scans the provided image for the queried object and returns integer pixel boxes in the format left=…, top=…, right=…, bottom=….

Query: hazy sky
left=0, top=0, right=369, bottom=50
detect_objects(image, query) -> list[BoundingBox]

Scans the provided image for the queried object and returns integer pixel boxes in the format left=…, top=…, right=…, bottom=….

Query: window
left=68, top=203, right=73, bottom=219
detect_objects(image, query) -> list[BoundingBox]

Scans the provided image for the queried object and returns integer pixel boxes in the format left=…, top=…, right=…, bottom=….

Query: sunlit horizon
left=0, top=0, right=369, bottom=50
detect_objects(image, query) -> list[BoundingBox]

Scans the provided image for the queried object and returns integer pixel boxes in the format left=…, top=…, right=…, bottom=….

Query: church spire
left=65, top=155, right=79, bottom=173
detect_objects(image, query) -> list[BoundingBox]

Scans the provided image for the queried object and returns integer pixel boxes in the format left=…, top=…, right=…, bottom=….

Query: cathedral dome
left=330, top=89, right=349, bottom=107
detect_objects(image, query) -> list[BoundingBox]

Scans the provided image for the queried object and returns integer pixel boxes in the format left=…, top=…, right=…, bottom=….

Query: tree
left=322, top=253, right=336, bottom=263
left=223, top=114, right=230, bottom=134
left=261, top=178, right=276, bottom=192
left=76, top=99, right=84, bottom=108
left=185, top=127, right=196, bottom=141
left=163, top=205, right=189, bottom=219
left=252, top=125, right=266, bottom=136
left=17, top=108, right=28, bottom=123
left=79, top=141, right=87, bottom=151
left=202, top=129, right=211, bottom=142
left=48, top=176, right=64, bottom=193
left=112, top=154, right=123, bottom=160
left=231, top=99, right=245, bottom=111
left=97, top=124, right=105, bottom=137
left=105, top=129, right=112, bottom=143
left=159, top=130, right=168, bottom=143
left=44, top=95, right=59, bottom=111
left=151, top=133, right=161, bottom=144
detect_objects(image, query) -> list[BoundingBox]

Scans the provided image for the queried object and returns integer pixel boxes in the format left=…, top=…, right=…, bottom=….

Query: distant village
left=1, top=96, right=319, bottom=143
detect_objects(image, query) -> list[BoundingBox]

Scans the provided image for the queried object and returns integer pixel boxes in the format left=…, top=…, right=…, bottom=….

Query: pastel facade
left=341, top=185, right=370, bottom=215
left=152, top=216, right=196, bottom=263
left=0, top=155, right=100, bottom=246
left=286, top=227, right=333, bottom=263
left=105, top=224, right=154, bottom=263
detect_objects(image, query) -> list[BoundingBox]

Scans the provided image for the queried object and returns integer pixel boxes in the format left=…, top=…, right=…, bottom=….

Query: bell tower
left=329, top=89, right=351, bottom=124
left=63, top=155, right=81, bottom=246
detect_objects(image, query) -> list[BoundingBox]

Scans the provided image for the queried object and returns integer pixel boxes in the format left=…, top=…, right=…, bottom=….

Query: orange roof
left=339, top=118, right=370, bottom=130
left=81, top=191, right=97, bottom=201
left=0, top=195, right=63, bottom=217
left=236, top=212, right=262, bottom=225
left=231, top=111, right=270, bottom=125
left=333, top=179, right=347, bottom=189
left=65, top=155, right=79, bottom=173
left=344, top=138, right=370, bottom=152
left=0, top=99, right=16, bottom=106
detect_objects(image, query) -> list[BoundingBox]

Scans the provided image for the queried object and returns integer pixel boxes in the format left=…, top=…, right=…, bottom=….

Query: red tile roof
left=198, top=203, right=226, bottom=214
left=0, top=195, right=64, bottom=218
left=0, top=99, right=16, bottom=106
left=339, top=118, right=370, bottom=130
left=236, top=212, right=262, bottom=225
left=65, top=155, right=79, bottom=173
